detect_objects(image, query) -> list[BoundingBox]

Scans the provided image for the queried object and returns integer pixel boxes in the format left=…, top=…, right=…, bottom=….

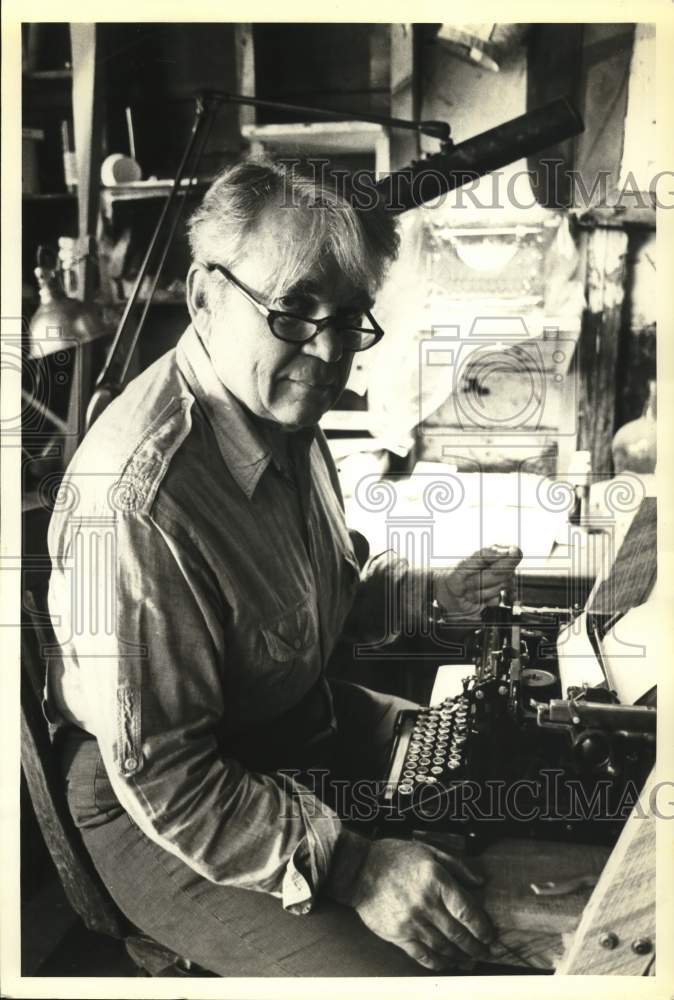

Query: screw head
left=599, top=932, right=619, bottom=950
left=631, top=937, right=652, bottom=955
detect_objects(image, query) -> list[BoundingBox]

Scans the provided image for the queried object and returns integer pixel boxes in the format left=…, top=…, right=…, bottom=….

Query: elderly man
left=47, top=160, right=521, bottom=976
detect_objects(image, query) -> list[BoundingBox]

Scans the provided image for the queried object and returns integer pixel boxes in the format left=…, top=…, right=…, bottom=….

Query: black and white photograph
left=1, top=8, right=672, bottom=996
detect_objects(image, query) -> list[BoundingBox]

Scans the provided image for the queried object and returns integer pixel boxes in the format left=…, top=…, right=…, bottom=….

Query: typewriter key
left=431, top=766, right=443, bottom=775
left=399, top=783, right=414, bottom=795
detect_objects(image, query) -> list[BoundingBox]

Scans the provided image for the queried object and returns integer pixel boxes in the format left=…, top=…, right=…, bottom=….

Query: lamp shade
left=29, top=266, right=107, bottom=358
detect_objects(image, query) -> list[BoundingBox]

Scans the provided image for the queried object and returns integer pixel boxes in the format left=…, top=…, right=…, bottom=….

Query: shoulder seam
left=113, top=394, right=194, bottom=516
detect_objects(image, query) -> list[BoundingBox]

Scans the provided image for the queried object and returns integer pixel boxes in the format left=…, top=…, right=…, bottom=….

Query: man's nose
left=301, top=323, right=344, bottom=364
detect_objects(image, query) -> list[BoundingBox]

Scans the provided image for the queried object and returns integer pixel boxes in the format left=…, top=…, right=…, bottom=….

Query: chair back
left=21, top=587, right=124, bottom=939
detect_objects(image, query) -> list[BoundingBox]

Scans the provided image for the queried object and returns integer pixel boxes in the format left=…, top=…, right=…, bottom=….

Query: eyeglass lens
left=271, top=314, right=377, bottom=350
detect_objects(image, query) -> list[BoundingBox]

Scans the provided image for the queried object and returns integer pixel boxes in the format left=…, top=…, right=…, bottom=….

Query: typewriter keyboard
left=383, top=694, right=472, bottom=802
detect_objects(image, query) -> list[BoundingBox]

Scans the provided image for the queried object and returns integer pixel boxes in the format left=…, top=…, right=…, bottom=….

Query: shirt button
left=124, top=755, right=139, bottom=773
left=293, top=638, right=302, bottom=650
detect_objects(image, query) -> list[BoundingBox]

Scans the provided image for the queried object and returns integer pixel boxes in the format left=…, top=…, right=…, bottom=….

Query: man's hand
left=326, top=831, right=493, bottom=971
left=433, top=544, right=523, bottom=619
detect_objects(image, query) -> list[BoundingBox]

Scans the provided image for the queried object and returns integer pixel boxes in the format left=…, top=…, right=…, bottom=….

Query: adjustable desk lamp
left=85, top=91, right=583, bottom=430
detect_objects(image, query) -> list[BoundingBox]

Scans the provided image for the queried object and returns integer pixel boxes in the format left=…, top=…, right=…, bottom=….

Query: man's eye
left=340, top=312, right=365, bottom=327
left=278, top=295, right=313, bottom=314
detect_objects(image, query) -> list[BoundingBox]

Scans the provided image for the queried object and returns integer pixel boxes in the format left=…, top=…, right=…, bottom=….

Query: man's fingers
left=481, top=592, right=501, bottom=608
left=435, top=915, right=490, bottom=960
left=402, top=939, right=456, bottom=972
left=427, top=847, right=484, bottom=887
left=450, top=562, right=516, bottom=588
left=416, top=922, right=464, bottom=961
left=438, top=880, right=494, bottom=947
left=474, top=581, right=509, bottom=601
left=460, top=545, right=522, bottom=571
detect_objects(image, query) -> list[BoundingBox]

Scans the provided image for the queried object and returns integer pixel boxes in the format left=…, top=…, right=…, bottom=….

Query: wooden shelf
left=23, top=193, right=77, bottom=202
left=241, top=120, right=387, bottom=156
left=101, top=178, right=211, bottom=203
left=23, top=69, right=72, bottom=81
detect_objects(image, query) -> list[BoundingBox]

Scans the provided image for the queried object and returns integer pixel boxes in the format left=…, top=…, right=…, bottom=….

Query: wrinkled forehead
left=237, top=199, right=371, bottom=305
left=284, top=259, right=373, bottom=309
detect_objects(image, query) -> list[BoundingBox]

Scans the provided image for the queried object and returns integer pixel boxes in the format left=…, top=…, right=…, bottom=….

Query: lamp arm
left=204, top=89, right=452, bottom=144
left=376, top=96, right=584, bottom=213
left=86, top=94, right=215, bottom=431
left=85, top=92, right=583, bottom=432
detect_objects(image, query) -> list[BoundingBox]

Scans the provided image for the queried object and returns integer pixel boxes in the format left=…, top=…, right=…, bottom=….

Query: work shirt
left=47, top=324, right=403, bottom=914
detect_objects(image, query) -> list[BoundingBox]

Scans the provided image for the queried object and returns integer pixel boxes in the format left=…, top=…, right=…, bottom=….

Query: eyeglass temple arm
left=209, top=264, right=271, bottom=319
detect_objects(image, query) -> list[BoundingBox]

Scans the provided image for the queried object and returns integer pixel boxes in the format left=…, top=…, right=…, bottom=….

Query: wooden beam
left=234, top=25, right=256, bottom=131
left=575, top=225, right=628, bottom=474
left=70, top=23, right=104, bottom=303
left=389, top=24, right=420, bottom=174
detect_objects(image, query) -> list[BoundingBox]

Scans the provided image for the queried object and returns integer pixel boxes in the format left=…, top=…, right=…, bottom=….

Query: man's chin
left=269, top=386, right=340, bottom=430
left=269, top=399, right=331, bottom=431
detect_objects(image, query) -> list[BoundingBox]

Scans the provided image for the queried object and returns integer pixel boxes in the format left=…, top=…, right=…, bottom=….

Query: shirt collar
left=176, top=325, right=314, bottom=499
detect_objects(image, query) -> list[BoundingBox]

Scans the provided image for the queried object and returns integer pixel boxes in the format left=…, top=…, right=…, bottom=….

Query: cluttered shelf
left=23, top=69, right=72, bottom=81
left=100, top=177, right=213, bottom=207
left=23, top=193, right=77, bottom=202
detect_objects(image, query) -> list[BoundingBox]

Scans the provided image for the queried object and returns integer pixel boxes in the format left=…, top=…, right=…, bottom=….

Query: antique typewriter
left=381, top=499, right=658, bottom=848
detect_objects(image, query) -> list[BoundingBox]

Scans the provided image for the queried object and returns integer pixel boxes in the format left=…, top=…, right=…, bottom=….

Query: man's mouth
left=285, top=376, right=335, bottom=391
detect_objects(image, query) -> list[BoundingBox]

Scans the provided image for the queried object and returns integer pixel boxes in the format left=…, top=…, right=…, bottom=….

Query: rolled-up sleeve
left=49, top=506, right=341, bottom=914
left=341, top=548, right=426, bottom=646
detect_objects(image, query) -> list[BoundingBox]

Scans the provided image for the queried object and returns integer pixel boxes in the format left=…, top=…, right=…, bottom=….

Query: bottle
left=61, top=120, right=78, bottom=194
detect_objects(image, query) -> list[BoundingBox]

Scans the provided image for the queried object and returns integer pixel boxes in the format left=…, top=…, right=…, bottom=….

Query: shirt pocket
left=259, top=595, right=319, bottom=664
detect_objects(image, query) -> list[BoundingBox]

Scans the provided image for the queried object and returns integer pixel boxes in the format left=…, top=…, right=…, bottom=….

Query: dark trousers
left=60, top=681, right=430, bottom=976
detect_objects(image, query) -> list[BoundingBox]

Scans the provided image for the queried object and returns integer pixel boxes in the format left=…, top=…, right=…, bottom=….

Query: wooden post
left=575, top=225, right=628, bottom=475
left=70, top=23, right=104, bottom=304
left=234, top=25, right=256, bottom=129
left=389, top=24, right=420, bottom=174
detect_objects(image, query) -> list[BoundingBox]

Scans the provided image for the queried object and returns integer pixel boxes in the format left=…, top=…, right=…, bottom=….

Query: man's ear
left=186, top=264, right=211, bottom=334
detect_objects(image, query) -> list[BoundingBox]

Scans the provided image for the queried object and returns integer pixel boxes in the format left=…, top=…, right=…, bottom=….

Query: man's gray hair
left=187, top=159, right=400, bottom=301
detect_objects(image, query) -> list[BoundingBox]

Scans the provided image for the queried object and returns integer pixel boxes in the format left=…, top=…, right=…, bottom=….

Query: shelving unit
left=241, top=120, right=391, bottom=174
left=234, top=24, right=420, bottom=446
